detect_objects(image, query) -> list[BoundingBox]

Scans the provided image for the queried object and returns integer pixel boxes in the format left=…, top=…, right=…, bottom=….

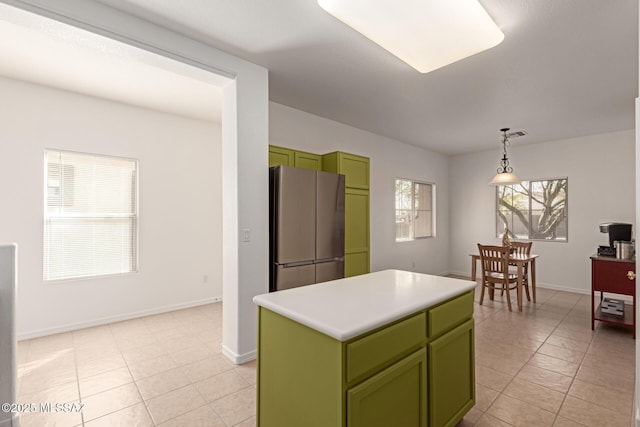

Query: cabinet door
left=294, top=151, right=322, bottom=170
left=345, top=252, right=369, bottom=278
left=592, top=259, right=635, bottom=295
left=345, top=188, right=369, bottom=277
left=427, top=319, right=474, bottom=427
left=347, top=348, right=426, bottom=427
left=339, top=152, right=369, bottom=189
left=322, top=151, right=369, bottom=189
left=269, top=146, right=295, bottom=167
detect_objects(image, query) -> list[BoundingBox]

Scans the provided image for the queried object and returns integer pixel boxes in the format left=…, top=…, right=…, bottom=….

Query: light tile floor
left=14, top=284, right=636, bottom=426
left=16, top=303, right=256, bottom=427
left=460, top=284, right=635, bottom=427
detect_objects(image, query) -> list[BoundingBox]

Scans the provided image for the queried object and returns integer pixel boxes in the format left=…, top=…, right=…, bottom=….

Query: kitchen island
left=253, top=269, right=477, bottom=427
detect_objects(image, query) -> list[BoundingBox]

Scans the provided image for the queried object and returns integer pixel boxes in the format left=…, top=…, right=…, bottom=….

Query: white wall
left=1, top=0, right=269, bottom=364
left=270, top=102, right=450, bottom=275
left=0, top=76, right=223, bottom=338
left=449, top=129, right=635, bottom=293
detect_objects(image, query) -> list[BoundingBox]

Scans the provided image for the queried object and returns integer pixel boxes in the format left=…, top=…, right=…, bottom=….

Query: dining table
left=469, top=251, right=539, bottom=311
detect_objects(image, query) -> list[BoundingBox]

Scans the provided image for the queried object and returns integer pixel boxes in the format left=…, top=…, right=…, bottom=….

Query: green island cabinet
left=254, top=271, right=475, bottom=427
left=268, top=146, right=370, bottom=277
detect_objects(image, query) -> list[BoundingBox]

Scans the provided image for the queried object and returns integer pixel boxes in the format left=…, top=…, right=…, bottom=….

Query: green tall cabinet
left=322, top=151, right=370, bottom=277
left=268, top=146, right=370, bottom=277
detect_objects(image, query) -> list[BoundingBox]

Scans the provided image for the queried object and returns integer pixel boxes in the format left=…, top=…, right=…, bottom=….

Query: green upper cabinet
left=294, top=151, right=322, bottom=170
left=269, top=145, right=322, bottom=170
left=322, top=151, right=369, bottom=189
left=269, top=145, right=294, bottom=167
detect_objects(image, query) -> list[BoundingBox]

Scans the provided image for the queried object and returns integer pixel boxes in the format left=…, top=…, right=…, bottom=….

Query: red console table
left=591, top=255, right=635, bottom=338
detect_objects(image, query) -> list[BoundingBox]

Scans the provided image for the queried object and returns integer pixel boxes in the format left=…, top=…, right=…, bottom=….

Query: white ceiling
left=2, top=1, right=638, bottom=154
left=0, top=3, right=223, bottom=124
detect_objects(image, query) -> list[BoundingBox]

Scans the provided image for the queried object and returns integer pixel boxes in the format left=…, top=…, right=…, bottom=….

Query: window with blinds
left=44, top=150, right=138, bottom=281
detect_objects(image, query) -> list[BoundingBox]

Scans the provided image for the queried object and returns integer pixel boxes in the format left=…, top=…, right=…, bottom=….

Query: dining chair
left=509, top=241, right=533, bottom=301
left=478, top=244, right=519, bottom=311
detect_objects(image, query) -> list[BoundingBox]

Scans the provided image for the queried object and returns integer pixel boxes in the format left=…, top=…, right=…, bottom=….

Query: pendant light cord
left=497, top=129, right=513, bottom=174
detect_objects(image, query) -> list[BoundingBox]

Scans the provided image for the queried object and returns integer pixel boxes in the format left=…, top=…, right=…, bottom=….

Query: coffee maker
left=598, top=222, right=632, bottom=257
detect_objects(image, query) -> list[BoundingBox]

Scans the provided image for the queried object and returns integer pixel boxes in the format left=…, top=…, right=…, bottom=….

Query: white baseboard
left=221, top=344, right=256, bottom=365
left=532, top=282, right=590, bottom=295
left=436, top=270, right=453, bottom=278
left=446, top=270, right=593, bottom=296
left=445, top=270, right=474, bottom=279
left=17, top=297, right=223, bottom=340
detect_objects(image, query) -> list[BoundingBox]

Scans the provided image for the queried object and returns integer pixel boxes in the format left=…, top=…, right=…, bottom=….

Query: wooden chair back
left=477, top=244, right=510, bottom=278
left=510, top=241, right=532, bottom=256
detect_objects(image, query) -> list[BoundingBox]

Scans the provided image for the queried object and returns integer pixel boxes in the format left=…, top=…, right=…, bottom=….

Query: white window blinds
left=44, top=150, right=138, bottom=280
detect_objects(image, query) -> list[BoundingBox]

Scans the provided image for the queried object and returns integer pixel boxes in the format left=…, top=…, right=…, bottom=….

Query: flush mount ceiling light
left=489, top=128, right=526, bottom=186
left=316, top=0, right=504, bottom=73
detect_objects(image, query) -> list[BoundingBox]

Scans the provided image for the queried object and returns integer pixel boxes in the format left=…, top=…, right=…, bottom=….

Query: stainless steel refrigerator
left=269, top=165, right=345, bottom=291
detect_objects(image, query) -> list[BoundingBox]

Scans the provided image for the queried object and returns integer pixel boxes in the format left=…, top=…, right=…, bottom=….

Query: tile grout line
left=473, top=290, right=582, bottom=426
left=538, top=294, right=587, bottom=426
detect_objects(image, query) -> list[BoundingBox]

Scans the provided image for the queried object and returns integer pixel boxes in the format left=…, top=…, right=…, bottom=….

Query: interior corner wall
left=0, top=76, right=223, bottom=338
left=449, top=129, right=635, bottom=293
left=269, top=102, right=451, bottom=276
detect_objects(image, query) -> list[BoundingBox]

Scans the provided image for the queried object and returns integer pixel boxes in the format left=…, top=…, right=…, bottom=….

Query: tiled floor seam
left=477, top=292, right=578, bottom=426
left=539, top=294, right=588, bottom=427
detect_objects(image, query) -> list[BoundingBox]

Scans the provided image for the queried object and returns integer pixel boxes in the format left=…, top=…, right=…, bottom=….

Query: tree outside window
left=496, top=178, right=568, bottom=241
left=396, top=178, right=434, bottom=241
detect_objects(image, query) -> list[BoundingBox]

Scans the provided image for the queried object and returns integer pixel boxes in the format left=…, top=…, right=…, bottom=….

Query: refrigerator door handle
left=314, top=257, right=344, bottom=264
left=281, top=261, right=315, bottom=268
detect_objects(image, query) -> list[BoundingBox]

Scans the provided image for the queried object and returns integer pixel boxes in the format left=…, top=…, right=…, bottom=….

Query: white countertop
left=253, top=269, right=476, bottom=342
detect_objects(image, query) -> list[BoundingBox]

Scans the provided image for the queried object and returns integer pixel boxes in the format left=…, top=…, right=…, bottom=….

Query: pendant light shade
left=316, top=0, right=504, bottom=73
left=489, top=172, right=520, bottom=186
left=489, top=128, right=523, bottom=186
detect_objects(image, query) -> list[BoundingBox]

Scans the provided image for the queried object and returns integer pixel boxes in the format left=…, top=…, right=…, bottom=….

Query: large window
left=395, top=178, right=434, bottom=241
left=496, top=178, right=568, bottom=242
left=44, top=150, right=138, bottom=280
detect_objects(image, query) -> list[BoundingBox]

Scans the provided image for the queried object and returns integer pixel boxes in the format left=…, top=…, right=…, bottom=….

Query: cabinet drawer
left=428, top=292, right=474, bottom=338
left=346, top=312, right=426, bottom=383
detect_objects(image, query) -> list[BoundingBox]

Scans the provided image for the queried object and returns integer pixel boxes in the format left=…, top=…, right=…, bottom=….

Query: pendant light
left=489, top=128, right=522, bottom=186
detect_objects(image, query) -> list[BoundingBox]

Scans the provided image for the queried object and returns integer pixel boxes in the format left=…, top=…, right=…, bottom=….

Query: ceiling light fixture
left=489, top=128, right=523, bottom=186
left=316, top=0, right=504, bottom=73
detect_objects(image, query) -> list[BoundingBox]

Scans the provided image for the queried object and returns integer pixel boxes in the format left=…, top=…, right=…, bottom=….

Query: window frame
left=395, top=177, right=436, bottom=242
left=43, top=149, right=140, bottom=281
left=495, top=176, right=568, bottom=243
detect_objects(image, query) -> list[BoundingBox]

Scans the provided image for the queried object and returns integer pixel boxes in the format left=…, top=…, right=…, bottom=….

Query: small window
left=395, top=178, right=435, bottom=241
left=496, top=178, right=568, bottom=242
left=44, top=149, right=139, bottom=280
